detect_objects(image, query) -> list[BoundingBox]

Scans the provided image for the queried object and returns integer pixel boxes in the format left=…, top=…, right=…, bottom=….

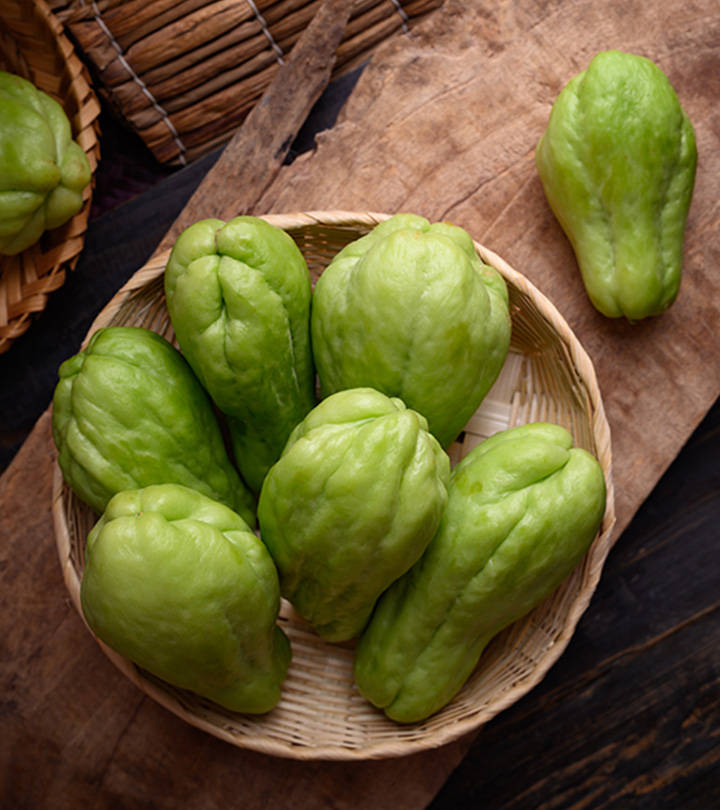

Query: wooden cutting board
left=1, top=1, right=718, bottom=807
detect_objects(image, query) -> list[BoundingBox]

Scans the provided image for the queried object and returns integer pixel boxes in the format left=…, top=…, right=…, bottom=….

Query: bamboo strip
left=122, top=0, right=261, bottom=76
left=112, top=24, right=270, bottom=112
left=258, top=0, right=324, bottom=27
left=140, top=19, right=269, bottom=86
left=265, top=1, right=324, bottom=37
left=159, top=49, right=279, bottom=114
left=119, top=0, right=317, bottom=92
left=135, top=62, right=277, bottom=135
left=100, top=0, right=236, bottom=50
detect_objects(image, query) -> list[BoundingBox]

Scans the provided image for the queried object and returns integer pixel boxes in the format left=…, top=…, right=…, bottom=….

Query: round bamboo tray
left=52, top=210, right=616, bottom=760
left=0, top=0, right=101, bottom=355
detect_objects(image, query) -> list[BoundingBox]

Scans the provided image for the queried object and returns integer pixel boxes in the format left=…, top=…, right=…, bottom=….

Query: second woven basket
left=0, top=0, right=101, bottom=354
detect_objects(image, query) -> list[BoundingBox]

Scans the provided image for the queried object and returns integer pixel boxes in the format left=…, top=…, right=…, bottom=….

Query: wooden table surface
left=1, top=1, right=719, bottom=807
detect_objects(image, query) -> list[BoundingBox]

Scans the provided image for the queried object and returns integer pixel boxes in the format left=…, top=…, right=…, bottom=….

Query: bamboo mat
left=50, top=0, right=442, bottom=166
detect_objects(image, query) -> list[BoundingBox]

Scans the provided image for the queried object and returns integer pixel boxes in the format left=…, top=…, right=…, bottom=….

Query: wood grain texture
left=257, top=0, right=720, bottom=536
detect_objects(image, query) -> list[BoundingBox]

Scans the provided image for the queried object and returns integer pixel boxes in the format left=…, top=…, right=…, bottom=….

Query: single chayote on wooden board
left=81, top=484, right=291, bottom=713
left=0, top=71, right=91, bottom=255
left=257, top=387, right=451, bottom=643
left=52, top=326, right=255, bottom=525
left=354, top=422, right=606, bottom=723
left=311, top=214, right=511, bottom=449
left=536, top=50, right=697, bottom=320
left=164, top=216, right=315, bottom=493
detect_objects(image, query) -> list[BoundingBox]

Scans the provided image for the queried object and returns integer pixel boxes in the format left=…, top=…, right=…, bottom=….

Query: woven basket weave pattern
left=54, top=0, right=443, bottom=166
left=53, top=211, right=616, bottom=759
left=0, top=0, right=101, bottom=354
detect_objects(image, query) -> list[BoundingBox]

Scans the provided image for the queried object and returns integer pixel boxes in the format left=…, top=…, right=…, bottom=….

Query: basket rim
left=51, top=209, right=616, bottom=760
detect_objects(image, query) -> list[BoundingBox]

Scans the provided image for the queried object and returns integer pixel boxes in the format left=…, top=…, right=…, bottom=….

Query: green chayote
left=0, top=71, right=91, bottom=255
left=354, top=422, right=606, bottom=723
left=536, top=50, right=697, bottom=320
left=164, top=216, right=315, bottom=493
left=81, top=484, right=290, bottom=713
left=311, top=214, right=511, bottom=449
left=257, top=387, right=451, bottom=642
left=52, top=326, right=255, bottom=525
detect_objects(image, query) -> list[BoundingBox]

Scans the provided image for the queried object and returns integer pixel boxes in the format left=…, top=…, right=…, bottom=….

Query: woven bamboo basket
left=0, top=0, right=101, bottom=355
left=52, top=210, right=616, bottom=760
left=53, top=0, right=443, bottom=166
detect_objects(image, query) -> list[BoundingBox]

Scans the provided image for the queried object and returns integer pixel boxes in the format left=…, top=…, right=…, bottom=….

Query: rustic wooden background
left=1, top=0, right=718, bottom=807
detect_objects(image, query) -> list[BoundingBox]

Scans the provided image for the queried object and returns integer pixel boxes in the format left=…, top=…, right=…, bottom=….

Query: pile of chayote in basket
left=51, top=48, right=697, bottom=723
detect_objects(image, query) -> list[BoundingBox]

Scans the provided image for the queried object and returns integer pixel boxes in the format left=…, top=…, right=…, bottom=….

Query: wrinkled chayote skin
left=0, top=71, right=91, bottom=255
left=536, top=50, right=697, bottom=320
left=354, top=422, right=606, bottom=723
left=52, top=326, right=255, bottom=525
left=257, top=387, right=451, bottom=642
left=164, top=216, right=315, bottom=493
left=81, top=484, right=291, bottom=713
left=311, top=214, right=511, bottom=449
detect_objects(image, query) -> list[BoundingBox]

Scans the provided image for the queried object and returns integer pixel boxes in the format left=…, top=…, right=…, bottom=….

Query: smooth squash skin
left=0, top=71, right=91, bottom=255
left=354, top=422, right=606, bottom=723
left=257, top=388, right=451, bottom=643
left=164, top=216, right=315, bottom=493
left=52, top=326, right=255, bottom=526
left=536, top=50, right=697, bottom=321
left=311, top=214, right=511, bottom=449
left=81, top=484, right=290, bottom=713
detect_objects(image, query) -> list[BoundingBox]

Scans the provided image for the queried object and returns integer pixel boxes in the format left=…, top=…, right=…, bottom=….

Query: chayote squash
left=164, top=216, right=315, bottom=493
left=81, top=483, right=291, bottom=713
left=354, top=422, right=606, bottom=723
left=257, top=387, right=451, bottom=642
left=536, top=50, right=697, bottom=320
left=311, top=214, right=511, bottom=449
left=0, top=71, right=91, bottom=255
left=52, top=326, right=255, bottom=525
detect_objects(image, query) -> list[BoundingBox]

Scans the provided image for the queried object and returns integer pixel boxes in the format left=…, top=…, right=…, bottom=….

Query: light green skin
left=311, top=214, right=511, bottom=449
left=536, top=50, right=697, bottom=321
left=354, top=422, right=607, bottom=723
left=164, top=216, right=315, bottom=493
left=52, top=326, right=255, bottom=525
left=0, top=71, right=91, bottom=255
left=257, top=388, right=451, bottom=642
left=81, top=484, right=291, bottom=713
